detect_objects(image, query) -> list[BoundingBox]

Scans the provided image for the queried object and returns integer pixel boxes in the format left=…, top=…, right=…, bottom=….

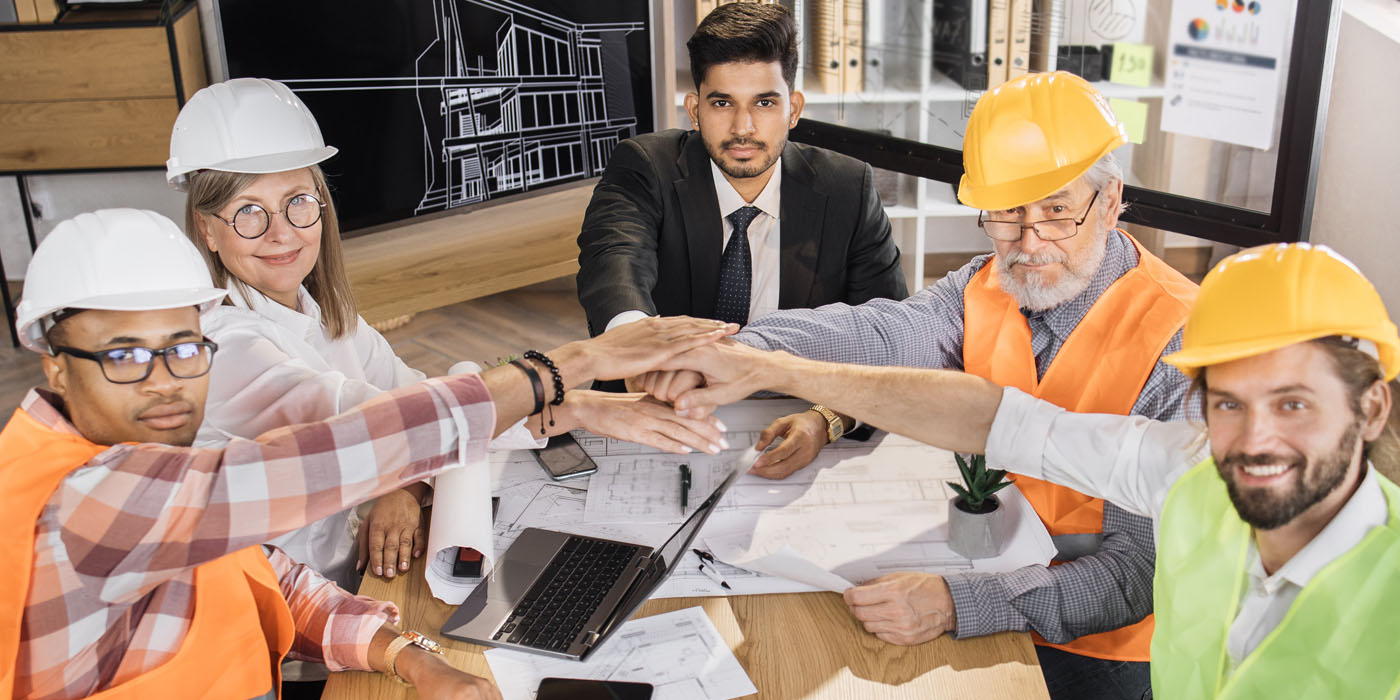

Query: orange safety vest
left=0, top=407, right=295, bottom=700
left=963, top=232, right=1197, bottom=662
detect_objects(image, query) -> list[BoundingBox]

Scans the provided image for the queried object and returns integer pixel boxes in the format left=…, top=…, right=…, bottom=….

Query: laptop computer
left=441, top=468, right=738, bottom=660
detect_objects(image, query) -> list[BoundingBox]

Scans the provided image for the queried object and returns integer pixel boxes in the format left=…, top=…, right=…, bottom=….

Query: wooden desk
left=322, top=555, right=1050, bottom=699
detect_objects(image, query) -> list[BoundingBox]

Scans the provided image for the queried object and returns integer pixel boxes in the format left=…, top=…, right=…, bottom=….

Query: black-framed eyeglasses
left=977, top=190, right=1100, bottom=242
left=52, top=340, right=219, bottom=384
left=211, top=193, right=325, bottom=240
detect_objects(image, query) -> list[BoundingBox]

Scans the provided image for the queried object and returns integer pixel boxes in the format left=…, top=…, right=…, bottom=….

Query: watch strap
left=383, top=630, right=445, bottom=685
left=809, top=404, right=843, bottom=444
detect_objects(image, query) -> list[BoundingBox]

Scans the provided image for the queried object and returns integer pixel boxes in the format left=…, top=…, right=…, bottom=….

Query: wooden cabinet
left=0, top=1, right=207, bottom=173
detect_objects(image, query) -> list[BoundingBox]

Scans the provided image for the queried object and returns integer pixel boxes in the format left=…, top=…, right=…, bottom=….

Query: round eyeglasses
left=52, top=340, right=218, bottom=384
left=212, top=193, right=325, bottom=240
left=978, top=190, right=1100, bottom=242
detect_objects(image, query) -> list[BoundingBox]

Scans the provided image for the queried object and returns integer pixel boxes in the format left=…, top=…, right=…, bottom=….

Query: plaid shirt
left=14, top=374, right=495, bottom=700
left=737, top=230, right=1191, bottom=644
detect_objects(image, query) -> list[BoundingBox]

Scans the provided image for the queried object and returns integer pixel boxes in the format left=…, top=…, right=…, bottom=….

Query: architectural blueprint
left=484, top=606, right=756, bottom=700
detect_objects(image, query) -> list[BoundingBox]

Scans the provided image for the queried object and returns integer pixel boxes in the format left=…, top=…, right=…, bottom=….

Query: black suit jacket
left=576, top=129, right=907, bottom=336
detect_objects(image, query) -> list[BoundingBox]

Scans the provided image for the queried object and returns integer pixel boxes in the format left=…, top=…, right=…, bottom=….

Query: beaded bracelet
left=509, top=359, right=545, bottom=417
left=523, top=350, right=565, bottom=434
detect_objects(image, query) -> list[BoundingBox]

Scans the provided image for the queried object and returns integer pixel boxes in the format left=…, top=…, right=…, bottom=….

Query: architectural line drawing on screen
left=271, top=0, right=643, bottom=217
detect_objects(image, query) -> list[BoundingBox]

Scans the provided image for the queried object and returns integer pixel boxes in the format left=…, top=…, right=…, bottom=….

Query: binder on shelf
left=987, top=0, right=1010, bottom=87
left=841, top=0, right=864, bottom=93
left=1029, top=0, right=1063, bottom=72
left=1007, top=0, right=1033, bottom=79
left=932, top=0, right=989, bottom=90
left=810, top=0, right=844, bottom=94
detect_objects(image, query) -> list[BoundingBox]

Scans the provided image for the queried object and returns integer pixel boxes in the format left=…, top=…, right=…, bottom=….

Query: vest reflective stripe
left=0, top=407, right=295, bottom=700
left=963, top=231, right=1197, bottom=662
left=1153, top=460, right=1400, bottom=699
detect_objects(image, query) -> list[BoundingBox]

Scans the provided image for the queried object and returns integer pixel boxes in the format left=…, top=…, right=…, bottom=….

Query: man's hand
left=358, top=486, right=426, bottom=579
left=843, top=573, right=958, bottom=646
left=570, top=317, right=738, bottom=383
left=555, top=390, right=728, bottom=455
left=659, top=339, right=788, bottom=419
left=397, top=646, right=503, bottom=700
left=630, top=369, right=707, bottom=404
left=750, top=411, right=828, bottom=479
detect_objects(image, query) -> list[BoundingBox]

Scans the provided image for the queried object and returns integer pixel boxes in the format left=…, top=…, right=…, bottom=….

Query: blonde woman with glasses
left=166, top=78, right=727, bottom=690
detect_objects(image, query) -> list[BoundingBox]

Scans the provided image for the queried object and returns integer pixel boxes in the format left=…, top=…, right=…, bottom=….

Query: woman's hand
left=357, top=485, right=427, bottom=578
left=553, top=390, right=729, bottom=455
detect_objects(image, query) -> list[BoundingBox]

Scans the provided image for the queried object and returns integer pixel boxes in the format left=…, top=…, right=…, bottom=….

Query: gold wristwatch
left=383, top=630, right=445, bottom=685
left=809, top=404, right=844, bottom=444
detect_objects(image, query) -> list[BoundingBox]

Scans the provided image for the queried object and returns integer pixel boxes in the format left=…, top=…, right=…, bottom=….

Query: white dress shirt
left=197, top=283, right=541, bottom=591
left=605, top=158, right=784, bottom=331
left=986, top=386, right=1393, bottom=675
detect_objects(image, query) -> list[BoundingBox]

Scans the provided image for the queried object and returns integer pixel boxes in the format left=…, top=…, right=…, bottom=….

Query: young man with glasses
left=0, top=209, right=734, bottom=700
left=640, top=71, right=1199, bottom=700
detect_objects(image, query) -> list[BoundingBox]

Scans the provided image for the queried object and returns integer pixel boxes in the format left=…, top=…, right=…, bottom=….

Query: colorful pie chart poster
left=1161, top=0, right=1294, bottom=149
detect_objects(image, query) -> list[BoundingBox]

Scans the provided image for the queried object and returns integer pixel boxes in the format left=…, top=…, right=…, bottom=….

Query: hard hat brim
left=167, top=146, right=338, bottom=189
left=958, top=142, right=1122, bottom=212
left=1165, top=327, right=1400, bottom=381
left=18, top=287, right=228, bottom=354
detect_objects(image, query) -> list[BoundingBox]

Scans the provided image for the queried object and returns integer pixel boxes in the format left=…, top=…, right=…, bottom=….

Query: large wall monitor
left=217, top=0, right=654, bottom=234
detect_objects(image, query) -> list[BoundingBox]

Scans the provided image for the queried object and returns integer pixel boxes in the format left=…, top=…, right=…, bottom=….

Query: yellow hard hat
left=1165, top=243, right=1400, bottom=380
left=958, top=71, right=1127, bottom=211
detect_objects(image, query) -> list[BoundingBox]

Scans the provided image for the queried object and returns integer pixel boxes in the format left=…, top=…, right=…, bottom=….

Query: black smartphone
left=536, top=678, right=654, bottom=700
left=532, top=433, right=598, bottom=481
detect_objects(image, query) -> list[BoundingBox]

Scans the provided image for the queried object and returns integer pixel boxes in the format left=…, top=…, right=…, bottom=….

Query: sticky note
left=1110, top=43, right=1154, bottom=87
left=1110, top=98, right=1148, bottom=144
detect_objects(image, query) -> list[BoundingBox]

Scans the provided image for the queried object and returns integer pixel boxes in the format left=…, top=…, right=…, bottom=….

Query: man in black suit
left=577, top=3, right=906, bottom=344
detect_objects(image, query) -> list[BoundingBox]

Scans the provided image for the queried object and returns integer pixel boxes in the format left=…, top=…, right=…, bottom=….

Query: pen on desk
left=692, top=548, right=715, bottom=564
left=698, top=561, right=731, bottom=590
left=679, top=463, right=691, bottom=513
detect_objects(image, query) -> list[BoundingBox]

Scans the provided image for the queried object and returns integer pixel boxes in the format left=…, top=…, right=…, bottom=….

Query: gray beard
left=996, top=226, right=1109, bottom=312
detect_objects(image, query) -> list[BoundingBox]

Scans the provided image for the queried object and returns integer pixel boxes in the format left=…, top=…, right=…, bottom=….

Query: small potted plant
left=947, top=453, right=1012, bottom=559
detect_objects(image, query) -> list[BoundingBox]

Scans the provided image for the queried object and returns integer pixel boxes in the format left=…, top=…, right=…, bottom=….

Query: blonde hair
left=183, top=165, right=358, bottom=338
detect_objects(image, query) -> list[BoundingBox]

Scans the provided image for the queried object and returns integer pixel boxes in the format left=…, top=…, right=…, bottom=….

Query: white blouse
left=197, top=282, right=541, bottom=594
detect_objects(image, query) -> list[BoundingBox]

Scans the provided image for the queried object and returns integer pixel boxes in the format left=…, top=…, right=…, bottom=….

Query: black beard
left=706, top=136, right=783, bottom=180
left=1217, top=422, right=1359, bottom=530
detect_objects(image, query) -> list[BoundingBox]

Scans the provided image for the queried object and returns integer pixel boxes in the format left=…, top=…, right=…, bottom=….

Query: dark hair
left=687, top=2, right=798, bottom=90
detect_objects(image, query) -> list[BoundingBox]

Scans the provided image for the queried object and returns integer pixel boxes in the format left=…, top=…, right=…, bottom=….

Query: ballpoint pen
left=679, top=463, right=691, bottom=513
left=698, top=561, right=732, bottom=590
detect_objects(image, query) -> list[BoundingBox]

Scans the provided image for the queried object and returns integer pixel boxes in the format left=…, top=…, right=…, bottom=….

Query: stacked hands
left=360, top=316, right=956, bottom=650
left=359, top=317, right=740, bottom=578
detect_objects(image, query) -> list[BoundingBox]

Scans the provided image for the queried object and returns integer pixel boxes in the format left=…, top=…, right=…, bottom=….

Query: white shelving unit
left=665, top=0, right=1167, bottom=289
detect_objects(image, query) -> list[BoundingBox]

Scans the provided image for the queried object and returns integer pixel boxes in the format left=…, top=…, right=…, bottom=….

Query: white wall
left=1310, top=0, right=1400, bottom=313
left=0, top=172, right=185, bottom=280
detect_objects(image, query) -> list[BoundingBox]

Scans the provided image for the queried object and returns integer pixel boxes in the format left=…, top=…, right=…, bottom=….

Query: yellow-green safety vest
left=1152, top=458, right=1400, bottom=699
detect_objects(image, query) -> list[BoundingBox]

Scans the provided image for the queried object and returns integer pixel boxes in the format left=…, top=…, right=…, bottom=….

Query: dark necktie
left=715, top=206, right=760, bottom=326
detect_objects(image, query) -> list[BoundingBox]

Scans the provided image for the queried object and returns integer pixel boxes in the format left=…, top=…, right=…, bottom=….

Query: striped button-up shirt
left=14, top=373, right=495, bottom=700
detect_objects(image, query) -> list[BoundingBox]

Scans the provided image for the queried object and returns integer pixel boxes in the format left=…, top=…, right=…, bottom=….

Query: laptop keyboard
left=493, top=537, right=642, bottom=652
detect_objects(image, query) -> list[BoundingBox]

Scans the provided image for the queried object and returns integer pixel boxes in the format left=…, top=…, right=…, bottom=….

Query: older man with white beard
left=637, top=72, right=1199, bottom=700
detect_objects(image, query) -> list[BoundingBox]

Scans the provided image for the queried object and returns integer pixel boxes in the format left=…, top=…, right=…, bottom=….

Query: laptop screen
left=651, top=467, right=738, bottom=574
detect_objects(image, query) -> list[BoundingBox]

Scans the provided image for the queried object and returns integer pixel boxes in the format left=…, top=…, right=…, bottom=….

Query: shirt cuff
left=985, top=386, right=1061, bottom=480
left=944, top=571, right=1031, bottom=639
left=605, top=310, right=652, bottom=332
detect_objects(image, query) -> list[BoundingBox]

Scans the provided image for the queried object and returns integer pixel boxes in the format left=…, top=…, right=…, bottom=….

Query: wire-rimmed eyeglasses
left=211, top=193, right=325, bottom=240
left=977, top=190, right=1100, bottom=242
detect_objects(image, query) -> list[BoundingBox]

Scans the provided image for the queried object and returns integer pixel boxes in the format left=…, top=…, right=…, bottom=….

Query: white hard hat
left=166, top=77, right=338, bottom=191
left=15, top=209, right=227, bottom=353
